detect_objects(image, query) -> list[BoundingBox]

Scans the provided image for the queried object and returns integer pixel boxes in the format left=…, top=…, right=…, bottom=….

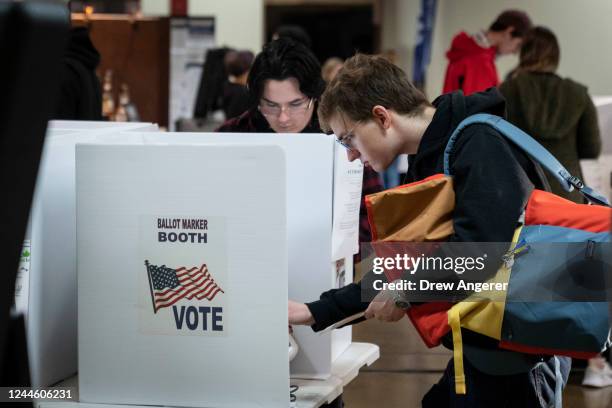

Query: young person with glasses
left=217, top=38, right=323, bottom=134
left=288, top=53, right=570, bottom=407
left=217, top=38, right=383, bottom=252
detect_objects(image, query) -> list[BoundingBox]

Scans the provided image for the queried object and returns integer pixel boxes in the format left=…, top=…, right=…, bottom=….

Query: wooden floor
left=343, top=317, right=612, bottom=408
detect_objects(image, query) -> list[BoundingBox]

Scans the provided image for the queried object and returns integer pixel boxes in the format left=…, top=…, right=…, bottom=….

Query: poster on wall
left=138, top=215, right=228, bottom=336
left=169, top=18, right=215, bottom=130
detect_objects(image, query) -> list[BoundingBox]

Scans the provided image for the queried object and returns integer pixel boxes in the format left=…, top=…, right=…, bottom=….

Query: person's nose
left=278, top=108, right=290, bottom=123
left=347, top=149, right=360, bottom=162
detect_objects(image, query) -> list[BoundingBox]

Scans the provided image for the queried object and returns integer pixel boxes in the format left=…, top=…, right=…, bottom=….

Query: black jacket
left=55, top=27, right=102, bottom=120
left=307, top=88, right=550, bottom=373
left=221, top=82, right=250, bottom=120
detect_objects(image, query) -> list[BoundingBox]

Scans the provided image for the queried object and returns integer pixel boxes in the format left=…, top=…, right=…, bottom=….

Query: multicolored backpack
left=365, top=114, right=611, bottom=394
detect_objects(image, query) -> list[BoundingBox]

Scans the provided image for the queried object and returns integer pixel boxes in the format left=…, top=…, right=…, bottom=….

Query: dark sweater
left=221, top=82, right=250, bottom=120
left=307, top=88, right=551, bottom=374
left=55, top=27, right=102, bottom=120
left=499, top=72, right=601, bottom=203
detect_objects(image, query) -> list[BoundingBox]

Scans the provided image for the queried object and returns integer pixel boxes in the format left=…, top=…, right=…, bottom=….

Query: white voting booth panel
left=139, top=132, right=363, bottom=379
left=77, top=144, right=288, bottom=407
left=22, top=122, right=159, bottom=388
left=47, top=120, right=158, bottom=132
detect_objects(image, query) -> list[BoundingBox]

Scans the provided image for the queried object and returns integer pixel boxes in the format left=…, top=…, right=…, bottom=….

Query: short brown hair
left=517, top=26, right=560, bottom=74
left=489, top=10, right=532, bottom=38
left=318, top=54, right=430, bottom=133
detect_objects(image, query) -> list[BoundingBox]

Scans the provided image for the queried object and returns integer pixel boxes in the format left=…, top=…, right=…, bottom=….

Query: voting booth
left=21, top=124, right=367, bottom=406
left=76, top=143, right=289, bottom=407
left=18, top=122, right=158, bottom=388
left=141, top=132, right=363, bottom=379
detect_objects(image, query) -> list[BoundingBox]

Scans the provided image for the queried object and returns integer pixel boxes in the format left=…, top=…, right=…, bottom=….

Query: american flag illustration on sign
left=145, top=260, right=224, bottom=313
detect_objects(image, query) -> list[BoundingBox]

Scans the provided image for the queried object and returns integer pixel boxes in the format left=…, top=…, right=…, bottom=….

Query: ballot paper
left=320, top=312, right=366, bottom=335
left=331, top=143, right=364, bottom=261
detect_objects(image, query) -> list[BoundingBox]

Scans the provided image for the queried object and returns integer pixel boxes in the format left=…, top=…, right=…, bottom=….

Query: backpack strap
left=443, top=113, right=610, bottom=206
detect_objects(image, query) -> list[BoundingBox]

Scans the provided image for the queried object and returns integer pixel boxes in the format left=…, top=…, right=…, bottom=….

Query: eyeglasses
left=258, top=98, right=313, bottom=118
left=335, top=122, right=359, bottom=150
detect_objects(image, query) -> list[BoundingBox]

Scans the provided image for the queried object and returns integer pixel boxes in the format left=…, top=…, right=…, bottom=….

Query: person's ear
left=371, top=105, right=391, bottom=130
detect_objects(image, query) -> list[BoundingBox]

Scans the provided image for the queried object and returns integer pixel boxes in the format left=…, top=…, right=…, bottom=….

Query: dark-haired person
left=443, top=9, right=532, bottom=95
left=222, top=50, right=254, bottom=120
left=216, top=38, right=324, bottom=135
left=217, top=39, right=382, bottom=248
left=499, top=26, right=601, bottom=204
left=288, top=53, right=570, bottom=407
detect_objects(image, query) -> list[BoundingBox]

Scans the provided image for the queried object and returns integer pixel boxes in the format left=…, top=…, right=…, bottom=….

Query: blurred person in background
left=443, top=10, right=532, bottom=95
left=222, top=50, right=254, bottom=120
left=322, top=57, right=343, bottom=83
left=56, top=2, right=102, bottom=120
left=500, top=28, right=605, bottom=389
left=499, top=26, right=601, bottom=204
left=217, top=38, right=383, bottom=408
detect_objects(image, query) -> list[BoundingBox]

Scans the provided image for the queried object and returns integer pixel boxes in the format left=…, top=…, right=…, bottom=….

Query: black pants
left=422, top=356, right=571, bottom=408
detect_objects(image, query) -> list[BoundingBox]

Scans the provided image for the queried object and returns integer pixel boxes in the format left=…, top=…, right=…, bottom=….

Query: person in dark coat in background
left=443, top=10, right=532, bottom=95
left=55, top=26, right=102, bottom=120
left=221, top=50, right=254, bottom=120
left=499, top=26, right=601, bottom=203
left=501, top=26, right=607, bottom=389
left=194, top=47, right=233, bottom=119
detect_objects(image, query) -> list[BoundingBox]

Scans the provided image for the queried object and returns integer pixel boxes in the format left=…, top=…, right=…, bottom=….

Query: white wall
left=141, top=0, right=264, bottom=53
left=426, top=0, right=612, bottom=99
left=381, top=0, right=420, bottom=79
left=141, top=0, right=169, bottom=16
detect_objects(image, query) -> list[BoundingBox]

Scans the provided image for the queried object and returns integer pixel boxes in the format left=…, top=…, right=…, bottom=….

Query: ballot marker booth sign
left=139, top=215, right=227, bottom=336
left=77, top=144, right=288, bottom=407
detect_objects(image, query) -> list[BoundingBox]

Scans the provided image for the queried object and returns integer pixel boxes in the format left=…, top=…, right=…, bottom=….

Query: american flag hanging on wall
left=145, top=260, right=224, bottom=313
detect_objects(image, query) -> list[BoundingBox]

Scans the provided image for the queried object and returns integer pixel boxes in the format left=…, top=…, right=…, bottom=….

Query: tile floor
left=343, top=318, right=612, bottom=407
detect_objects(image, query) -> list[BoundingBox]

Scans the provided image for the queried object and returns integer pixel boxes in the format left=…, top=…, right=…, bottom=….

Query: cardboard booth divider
left=140, top=132, right=363, bottom=379
left=76, top=143, right=288, bottom=407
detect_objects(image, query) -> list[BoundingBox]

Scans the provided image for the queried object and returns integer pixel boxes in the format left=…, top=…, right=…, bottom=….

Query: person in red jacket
left=443, top=10, right=532, bottom=95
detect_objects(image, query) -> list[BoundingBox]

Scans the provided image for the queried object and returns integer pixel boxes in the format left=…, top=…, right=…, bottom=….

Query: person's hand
left=288, top=300, right=315, bottom=325
left=364, top=291, right=405, bottom=322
